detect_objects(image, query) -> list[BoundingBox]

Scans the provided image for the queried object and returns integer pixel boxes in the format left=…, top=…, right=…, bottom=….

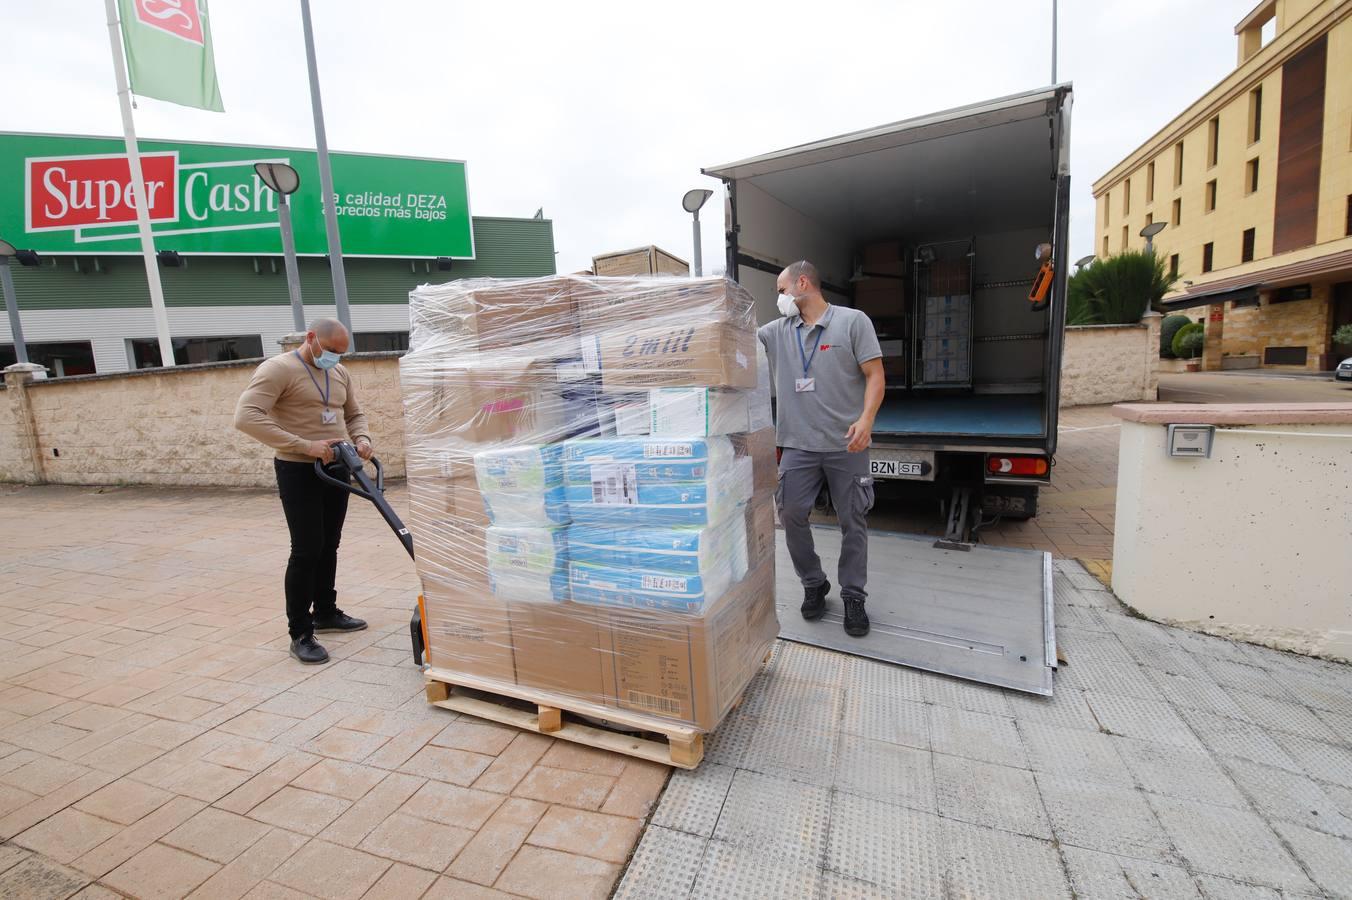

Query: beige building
left=1093, top=0, right=1352, bottom=371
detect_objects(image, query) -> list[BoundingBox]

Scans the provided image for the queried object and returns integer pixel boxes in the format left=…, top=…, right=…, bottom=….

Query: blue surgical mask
left=311, top=341, right=341, bottom=369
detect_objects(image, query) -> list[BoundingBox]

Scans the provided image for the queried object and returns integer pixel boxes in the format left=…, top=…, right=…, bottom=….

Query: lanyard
left=294, top=350, right=331, bottom=407
left=796, top=315, right=824, bottom=377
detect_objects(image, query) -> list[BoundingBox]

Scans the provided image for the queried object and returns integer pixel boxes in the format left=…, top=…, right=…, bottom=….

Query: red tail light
left=987, top=455, right=1049, bottom=477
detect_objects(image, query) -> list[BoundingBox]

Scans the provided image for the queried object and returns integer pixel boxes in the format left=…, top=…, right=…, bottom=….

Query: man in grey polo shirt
left=758, top=261, right=885, bottom=636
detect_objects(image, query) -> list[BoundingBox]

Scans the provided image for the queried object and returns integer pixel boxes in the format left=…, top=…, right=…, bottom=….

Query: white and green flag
left=117, top=0, right=224, bottom=112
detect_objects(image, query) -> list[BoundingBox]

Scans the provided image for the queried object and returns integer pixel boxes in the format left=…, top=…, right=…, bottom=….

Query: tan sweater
left=234, top=352, right=371, bottom=463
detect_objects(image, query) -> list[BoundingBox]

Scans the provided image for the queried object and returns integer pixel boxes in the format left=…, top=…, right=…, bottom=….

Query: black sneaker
left=313, top=610, right=367, bottom=633
left=801, top=580, right=830, bottom=621
left=290, top=634, right=330, bottom=665
left=843, top=598, right=870, bottom=637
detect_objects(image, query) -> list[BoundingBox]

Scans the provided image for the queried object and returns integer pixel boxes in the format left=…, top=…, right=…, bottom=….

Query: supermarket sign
left=1, top=132, right=474, bottom=258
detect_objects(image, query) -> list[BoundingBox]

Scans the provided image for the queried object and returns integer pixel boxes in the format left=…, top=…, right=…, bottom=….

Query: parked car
left=1337, top=356, right=1352, bottom=382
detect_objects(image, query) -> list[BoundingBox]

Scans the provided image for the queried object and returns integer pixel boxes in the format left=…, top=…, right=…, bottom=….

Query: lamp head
left=682, top=189, right=713, bottom=214
left=1140, top=222, right=1167, bottom=238
left=254, top=162, right=301, bottom=196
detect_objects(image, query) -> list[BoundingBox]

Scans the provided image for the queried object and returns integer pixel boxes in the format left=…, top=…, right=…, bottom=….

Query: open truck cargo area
left=706, top=85, right=1073, bottom=543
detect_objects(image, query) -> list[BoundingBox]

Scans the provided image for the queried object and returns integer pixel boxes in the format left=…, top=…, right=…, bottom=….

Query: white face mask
left=776, top=292, right=800, bottom=318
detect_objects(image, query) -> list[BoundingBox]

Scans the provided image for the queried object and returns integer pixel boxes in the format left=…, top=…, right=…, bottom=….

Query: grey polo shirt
left=757, top=305, right=882, bottom=453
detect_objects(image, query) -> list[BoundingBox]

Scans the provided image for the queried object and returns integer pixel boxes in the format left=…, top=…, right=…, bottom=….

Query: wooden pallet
left=423, top=666, right=705, bottom=769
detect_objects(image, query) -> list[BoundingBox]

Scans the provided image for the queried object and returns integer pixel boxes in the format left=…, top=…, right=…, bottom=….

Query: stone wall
left=1059, top=316, right=1160, bottom=407
left=0, top=384, right=31, bottom=483
left=2, top=355, right=407, bottom=488
left=1216, top=287, right=1333, bottom=371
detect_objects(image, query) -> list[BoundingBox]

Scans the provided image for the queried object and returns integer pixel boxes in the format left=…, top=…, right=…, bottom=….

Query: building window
left=1242, top=228, right=1256, bottom=263
left=354, top=331, right=410, bottom=353
left=1346, top=195, right=1351, bottom=236
left=1145, top=213, right=1154, bottom=228
left=1174, top=141, right=1184, bottom=187
left=1172, top=198, right=1182, bottom=226
left=1169, top=254, right=1180, bottom=279
left=1146, top=162, right=1156, bottom=203
left=1207, top=116, right=1220, bottom=168
left=1205, top=180, right=1218, bottom=213
left=0, top=341, right=97, bottom=380
left=1121, top=225, right=1129, bottom=251
left=1124, top=178, right=1131, bottom=216
left=1248, top=86, right=1263, bottom=143
left=1247, top=158, right=1260, bottom=194
left=1202, top=242, right=1214, bottom=273
left=129, top=335, right=263, bottom=369
left=1104, top=192, right=1110, bottom=226
left=1103, top=235, right=1110, bottom=257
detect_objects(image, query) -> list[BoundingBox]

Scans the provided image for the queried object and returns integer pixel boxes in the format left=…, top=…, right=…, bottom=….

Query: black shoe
left=290, top=634, right=330, bottom=665
left=843, top=598, right=870, bottom=637
left=801, top=580, right=830, bottom=621
left=313, top=610, right=367, bottom=633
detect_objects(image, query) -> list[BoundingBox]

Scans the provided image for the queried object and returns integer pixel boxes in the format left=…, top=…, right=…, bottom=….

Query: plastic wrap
left=402, top=275, right=778, bottom=731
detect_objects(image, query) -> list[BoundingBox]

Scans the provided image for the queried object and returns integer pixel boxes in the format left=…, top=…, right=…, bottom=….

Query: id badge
left=795, top=377, right=816, bottom=393
left=321, top=408, right=337, bottom=425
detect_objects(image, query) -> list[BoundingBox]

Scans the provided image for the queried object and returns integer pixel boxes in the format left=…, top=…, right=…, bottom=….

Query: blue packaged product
left=568, top=560, right=733, bottom=614
left=485, top=525, right=570, bottom=604
left=474, top=444, right=571, bottom=526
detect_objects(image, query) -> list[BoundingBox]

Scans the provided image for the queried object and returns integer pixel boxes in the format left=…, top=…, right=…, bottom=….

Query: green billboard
left=1, top=131, right=474, bottom=258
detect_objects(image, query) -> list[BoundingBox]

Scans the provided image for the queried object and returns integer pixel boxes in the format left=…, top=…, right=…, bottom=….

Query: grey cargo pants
left=776, top=448, right=875, bottom=602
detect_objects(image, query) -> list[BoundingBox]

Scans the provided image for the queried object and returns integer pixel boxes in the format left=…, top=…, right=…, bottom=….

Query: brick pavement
left=0, top=482, right=667, bottom=899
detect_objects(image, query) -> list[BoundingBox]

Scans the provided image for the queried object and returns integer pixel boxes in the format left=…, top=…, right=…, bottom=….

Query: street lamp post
left=1074, top=254, right=1096, bottom=272
left=682, top=189, right=713, bottom=276
left=255, top=163, right=306, bottom=331
left=1140, top=222, right=1167, bottom=256
left=0, top=239, right=30, bottom=364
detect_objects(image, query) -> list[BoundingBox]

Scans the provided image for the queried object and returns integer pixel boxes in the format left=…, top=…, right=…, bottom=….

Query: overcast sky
left=3, top=1, right=1250, bottom=276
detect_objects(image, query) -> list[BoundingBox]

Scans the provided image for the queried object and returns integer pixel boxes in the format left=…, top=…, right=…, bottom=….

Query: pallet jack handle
left=313, top=442, right=414, bottom=560
left=313, top=442, right=428, bottom=666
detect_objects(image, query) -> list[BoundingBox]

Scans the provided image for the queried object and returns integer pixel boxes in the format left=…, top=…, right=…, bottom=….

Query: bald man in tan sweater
left=235, top=318, right=372, bottom=665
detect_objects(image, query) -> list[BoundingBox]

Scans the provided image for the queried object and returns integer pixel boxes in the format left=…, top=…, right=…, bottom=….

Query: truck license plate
left=869, top=451, right=934, bottom=480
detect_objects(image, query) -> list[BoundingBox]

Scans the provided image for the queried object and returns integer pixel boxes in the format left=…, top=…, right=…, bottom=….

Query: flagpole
left=299, top=0, right=351, bottom=333
left=104, top=0, right=176, bottom=368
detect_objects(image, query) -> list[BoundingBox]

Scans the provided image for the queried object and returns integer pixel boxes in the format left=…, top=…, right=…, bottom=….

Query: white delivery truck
left=704, top=85, right=1073, bottom=546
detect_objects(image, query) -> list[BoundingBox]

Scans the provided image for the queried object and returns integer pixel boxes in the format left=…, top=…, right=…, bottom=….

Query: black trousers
left=275, top=459, right=350, bottom=639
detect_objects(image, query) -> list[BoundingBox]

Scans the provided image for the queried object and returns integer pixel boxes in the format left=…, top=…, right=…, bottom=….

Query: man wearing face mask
left=758, top=261, right=884, bottom=637
left=234, top=318, right=371, bottom=664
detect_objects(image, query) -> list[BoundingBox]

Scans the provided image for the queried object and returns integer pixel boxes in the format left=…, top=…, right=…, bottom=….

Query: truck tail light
left=988, top=455, right=1049, bottom=477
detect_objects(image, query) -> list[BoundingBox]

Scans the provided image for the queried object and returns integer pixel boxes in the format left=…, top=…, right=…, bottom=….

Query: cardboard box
left=922, top=357, right=971, bottom=383
left=862, top=240, right=905, bottom=277
left=422, top=576, right=516, bottom=685
left=411, top=519, right=491, bottom=594
left=853, top=278, right=904, bottom=318
left=730, top=427, right=777, bottom=495
left=878, top=339, right=907, bottom=356
left=924, top=311, right=970, bottom=339
left=650, top=388, right=751, bottom=437
left=508, top=601, right=609, bottom=704
left=599, top=556, right=777, bottom=731
left=574, top=278, right=755, bottom=332
left=924, top=294, right=971, bottom=316
left=744, top=494, right=776, bottom=570
left=612, top=397, right=652, bottom=435
left=587, top=321, right=757, bottom=390
left=399, top=356, right=567, bottom=449
left=409, top=277, right=579, bottom=354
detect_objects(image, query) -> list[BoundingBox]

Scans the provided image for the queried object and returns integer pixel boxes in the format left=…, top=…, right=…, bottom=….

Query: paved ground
left=1159, top=372, right=1352, bottom=404
left=0, top=483, right=667, bottom=900
left=617, top=563, right=1352, bottom=899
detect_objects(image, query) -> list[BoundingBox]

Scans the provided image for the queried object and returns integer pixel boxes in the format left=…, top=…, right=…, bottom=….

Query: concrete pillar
left=1141, top=311, right=1162, bottom=400
left=278, top=332, right=307, bottom=353
left=3, top=362, right=48, bottom=484
left=1202, top=304, right=1225, bottom=372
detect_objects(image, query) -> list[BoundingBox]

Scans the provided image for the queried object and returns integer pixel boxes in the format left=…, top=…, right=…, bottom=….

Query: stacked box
left=401, top=275, right=778, bottom=733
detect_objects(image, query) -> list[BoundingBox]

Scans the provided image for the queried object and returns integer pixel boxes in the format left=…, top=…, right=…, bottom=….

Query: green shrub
left=1160, top=315, right=1191, bottom=359
left=1066, top=250, right=1180, bottom=326
left=1334, top=324, right=1352, bottom=348
left=1173, top=322, right=1205, bottom=359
